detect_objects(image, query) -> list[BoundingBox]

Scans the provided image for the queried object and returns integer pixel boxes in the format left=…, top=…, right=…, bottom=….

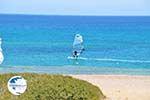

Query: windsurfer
left=73, top=51, right=78, bottom=58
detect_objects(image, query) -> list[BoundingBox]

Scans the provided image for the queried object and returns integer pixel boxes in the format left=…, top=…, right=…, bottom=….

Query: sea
left=0, top=14, right=150, bottom=75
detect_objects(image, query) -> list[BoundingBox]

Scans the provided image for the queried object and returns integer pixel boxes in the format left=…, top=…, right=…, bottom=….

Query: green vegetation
left=0, top=73, right=105, bottom=100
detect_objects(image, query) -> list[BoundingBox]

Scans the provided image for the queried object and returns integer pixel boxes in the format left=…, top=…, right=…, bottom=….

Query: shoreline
left=71, top=75, right=150, bottom=100
left=0, top=65, right=150, bottom=76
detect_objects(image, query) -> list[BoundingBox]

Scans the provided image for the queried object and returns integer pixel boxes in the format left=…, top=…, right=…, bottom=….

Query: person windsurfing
left=72, top=34, right=84, bottom=58
left=73, top=50, right=78, bottom=58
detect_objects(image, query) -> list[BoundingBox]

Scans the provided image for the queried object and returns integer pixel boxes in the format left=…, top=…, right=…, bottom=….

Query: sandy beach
left=72, top=75, right=150, bottom=100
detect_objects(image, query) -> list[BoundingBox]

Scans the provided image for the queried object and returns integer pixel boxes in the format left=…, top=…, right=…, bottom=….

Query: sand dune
left=72, top=75, right=150, bottom=100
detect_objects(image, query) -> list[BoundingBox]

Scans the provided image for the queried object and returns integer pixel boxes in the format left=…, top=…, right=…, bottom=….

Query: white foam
left=67, top=56, right=150, bottom=63
left=94, top=58, right=150, bottom=63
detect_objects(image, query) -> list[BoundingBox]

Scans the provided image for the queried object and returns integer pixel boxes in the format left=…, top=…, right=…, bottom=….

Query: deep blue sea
left=0, top=14, right=150, bottom=75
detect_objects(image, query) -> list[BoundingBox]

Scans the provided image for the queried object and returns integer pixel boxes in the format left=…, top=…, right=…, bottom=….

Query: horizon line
left=0, top=13, right=150, bottom=17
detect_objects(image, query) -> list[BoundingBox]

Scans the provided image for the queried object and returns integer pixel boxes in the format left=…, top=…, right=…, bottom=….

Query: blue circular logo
left=7, top=76, right=27, bottom=95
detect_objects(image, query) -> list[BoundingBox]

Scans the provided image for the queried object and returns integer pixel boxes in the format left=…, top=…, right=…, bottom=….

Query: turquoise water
left=0, top=14, right=150, bottom=75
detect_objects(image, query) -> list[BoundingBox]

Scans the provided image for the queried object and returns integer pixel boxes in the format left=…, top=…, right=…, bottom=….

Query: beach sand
left=71, top=75, right=150, bottom=100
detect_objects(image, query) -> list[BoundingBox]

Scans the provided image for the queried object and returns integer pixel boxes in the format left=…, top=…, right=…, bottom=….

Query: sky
left=0, top=0, right=150, bottom=16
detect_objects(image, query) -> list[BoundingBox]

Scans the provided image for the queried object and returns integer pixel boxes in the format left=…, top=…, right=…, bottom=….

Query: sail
left=73, top=34, right=84, bottom=54
left=0, top=38, right=4, bottom=64
left=0, top=38, right=2, bottom=51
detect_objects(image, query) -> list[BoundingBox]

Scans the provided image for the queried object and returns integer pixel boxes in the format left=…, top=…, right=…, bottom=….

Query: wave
left=67, top=56, right=150, bottom=63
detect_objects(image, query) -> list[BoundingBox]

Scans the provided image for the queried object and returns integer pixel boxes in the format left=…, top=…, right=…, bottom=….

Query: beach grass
left=0, top=73, right=105, bottom=100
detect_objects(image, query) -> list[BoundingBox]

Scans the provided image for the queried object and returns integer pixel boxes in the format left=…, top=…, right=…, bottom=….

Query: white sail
left=0, top=38, right=4, bottom=64
left=73, top=34, right=84, bottom=55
